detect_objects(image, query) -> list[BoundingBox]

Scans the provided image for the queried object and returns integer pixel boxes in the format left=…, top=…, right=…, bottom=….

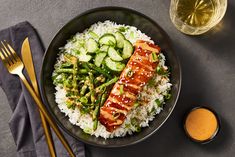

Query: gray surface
left=0, top=0, right=234, bottom=157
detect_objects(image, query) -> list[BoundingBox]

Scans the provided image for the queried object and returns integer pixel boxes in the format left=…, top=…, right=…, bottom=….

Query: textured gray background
left=0, top=0, right=235, bottom=157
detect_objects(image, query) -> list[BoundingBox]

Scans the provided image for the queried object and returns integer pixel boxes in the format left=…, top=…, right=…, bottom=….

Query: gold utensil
left=21, top=38, right=56, bottom=157
left=0, top=41, right=75, bottom=157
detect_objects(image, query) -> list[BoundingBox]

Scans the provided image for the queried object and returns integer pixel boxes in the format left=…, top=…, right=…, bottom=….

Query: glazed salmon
left=99, top=40, right=161, bottom=132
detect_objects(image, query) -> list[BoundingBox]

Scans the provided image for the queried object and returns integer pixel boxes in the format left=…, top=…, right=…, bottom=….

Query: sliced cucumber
left=79, top=47, right=87, bottom=54
left=122, top=40, right=133, bottom=59
left=105, top=57, right=125, bottom=72
left=108, top=47, right=123, bottom=61
left=77, top=47, right=91, bottom=62
left=85, top=38, right=98, bottom=53
left=78, top=54, right=92, bottom=62
left=114, top=32, right=125, bottom=48
left=98, top=34, right=116, bottom=46
left=100, top=45, right=109, bottom=52
left=95, top=52, right=107, bottom=67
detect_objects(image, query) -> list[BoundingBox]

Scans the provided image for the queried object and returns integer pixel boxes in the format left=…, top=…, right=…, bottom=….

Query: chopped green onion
left=79, top=96, right=88, bottom=104
left=130, top=31, right=134, bottom=39
left=155, top=99, right=162, bottom=107
left=134, top=102, right=139, bottom=108
left=126, top=69, right=134, bottom=77
left=147, top=78, right=155, bottom=87
left=136, top=126, right=141, bottom=132
left=118, top=26, right=128, bottom=32
left=66, top=100, right=75, bottom=109
left=151, top=52, right=158, bottom=62
left=165, top=93, right=172, bottom=100
left=83, top=127, right=93, bottom=134
left=119, top=84, right=124, bottom=95
left=156, top=66, right=169, bottom=76
left=131, top=117, right=138, bottom=126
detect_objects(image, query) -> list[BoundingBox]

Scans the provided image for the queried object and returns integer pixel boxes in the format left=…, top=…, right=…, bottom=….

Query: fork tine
left=0, top=50, right=5, bottom=60
left=1, top=41, right=16, bottom=63
left=3, top=41, right=20, bottom=62
left=0, top=48, right=10, bottom=66
left=1, top=41, right=14, bottom=63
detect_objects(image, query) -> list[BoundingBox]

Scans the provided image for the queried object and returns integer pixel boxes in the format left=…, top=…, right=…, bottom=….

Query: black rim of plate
left=40, top=6, right=182, bottom=147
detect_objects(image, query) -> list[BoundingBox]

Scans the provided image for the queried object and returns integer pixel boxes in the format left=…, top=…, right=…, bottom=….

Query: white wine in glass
left=170, top=0, right=227, bottom=35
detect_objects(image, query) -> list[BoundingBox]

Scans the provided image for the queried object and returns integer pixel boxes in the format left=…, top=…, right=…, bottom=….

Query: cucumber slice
left=95, top=52, right=107, bottom=67
left=100, top=45, right=109, bottom=52
left=77, top=47, right=91, bottom=62
left=122, top=40, right=133, bottom=59
left=108, top=47, right=123, bottom=61
left=98, top=34, right=116, bottom=46
left=105, top=57, right=125, bottom=72
left=114, top=32, right=125, bottom=48
left=79, top=47, right=87, bottom=54
left=85, top=38, right=98, bottom=53
left=78, top=54, right=92, bottom=62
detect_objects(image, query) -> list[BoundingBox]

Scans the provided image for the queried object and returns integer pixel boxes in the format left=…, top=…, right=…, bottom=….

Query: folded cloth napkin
left=0, top=22, right=85, bottom=157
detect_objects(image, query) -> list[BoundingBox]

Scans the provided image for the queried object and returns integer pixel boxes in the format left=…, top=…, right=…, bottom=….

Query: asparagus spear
left=63, top=75, right=73, bottom=88
left=80, top=78, right=89, bottom=96
left=92, top=94, right=103, bottom=130
left=81, top=62, right=96, bottom=74
left=87, top=63, right=112, bottom=79
left=95, top=77, right=118, bottom=93
left=100, top=92, right=107, bottom=106
left=88, top=72, right=96, bottom=104
left=56, top=68, right=74, bottom=74
left=78, top=69, right=88, bottom=74
left=60, top=62, right=73, bottom=68
left=72, top=58, right=78, bottom=90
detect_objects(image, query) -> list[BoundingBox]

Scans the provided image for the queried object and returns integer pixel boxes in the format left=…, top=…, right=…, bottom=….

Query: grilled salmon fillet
left=99, top=40, right=161, bottom=132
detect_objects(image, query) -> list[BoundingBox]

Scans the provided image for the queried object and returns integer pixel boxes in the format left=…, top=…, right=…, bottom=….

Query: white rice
left=54, top=20, right=171, bottom=138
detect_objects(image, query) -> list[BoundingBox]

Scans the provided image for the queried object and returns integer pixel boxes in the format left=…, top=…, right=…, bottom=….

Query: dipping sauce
left=184, top=107, right=219, bottom=143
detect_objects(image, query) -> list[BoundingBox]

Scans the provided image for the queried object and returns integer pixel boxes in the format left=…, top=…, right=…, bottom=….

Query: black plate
left=40, top=6, right=181, bottom=147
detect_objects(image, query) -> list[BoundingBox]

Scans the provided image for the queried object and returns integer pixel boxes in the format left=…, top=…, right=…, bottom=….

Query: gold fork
left=0, top=41, right=75, bottom=157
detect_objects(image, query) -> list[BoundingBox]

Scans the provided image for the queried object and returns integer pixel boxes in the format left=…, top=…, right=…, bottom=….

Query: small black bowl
left=40, top=6, right=182, bottom=147
left=183, top=106, right=221, bottom=144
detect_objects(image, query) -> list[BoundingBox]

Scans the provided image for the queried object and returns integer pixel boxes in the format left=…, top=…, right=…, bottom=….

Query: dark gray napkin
left=0, top=21, right=85, bottom=157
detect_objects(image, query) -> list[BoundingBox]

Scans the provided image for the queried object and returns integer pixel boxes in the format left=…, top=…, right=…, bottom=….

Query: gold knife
left=21, top=37, right=56, bottom=157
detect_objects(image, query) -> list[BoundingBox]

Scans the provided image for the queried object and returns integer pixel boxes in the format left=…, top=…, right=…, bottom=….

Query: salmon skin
left=99, top=40, right=161, bottom=132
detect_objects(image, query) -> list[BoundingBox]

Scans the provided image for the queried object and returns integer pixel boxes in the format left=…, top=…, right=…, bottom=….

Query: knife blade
left=21, top=37, right=56, bottom=157
left=21, top=38, right=39, bottom=94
